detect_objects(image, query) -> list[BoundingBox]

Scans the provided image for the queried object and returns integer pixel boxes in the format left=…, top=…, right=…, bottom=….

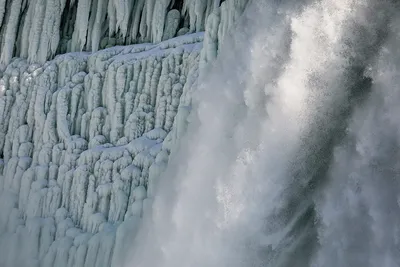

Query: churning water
left=127, top=1, right=400, bottom=266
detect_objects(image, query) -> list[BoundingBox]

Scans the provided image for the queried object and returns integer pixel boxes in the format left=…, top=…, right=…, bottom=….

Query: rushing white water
left=124, top=0, right=400, bottom=266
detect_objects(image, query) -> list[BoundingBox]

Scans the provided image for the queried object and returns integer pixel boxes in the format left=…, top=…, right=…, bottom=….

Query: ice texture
left=0, top=0, right=248, bottom=265
left=0, top=0, right=248, bottom=65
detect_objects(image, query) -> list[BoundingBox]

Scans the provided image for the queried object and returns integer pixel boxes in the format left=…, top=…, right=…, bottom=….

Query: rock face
left=0, top=0, right=248, bottom=266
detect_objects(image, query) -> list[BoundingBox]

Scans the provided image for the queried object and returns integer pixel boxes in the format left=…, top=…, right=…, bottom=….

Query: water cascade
left=126, top=1, right=400, bottom=267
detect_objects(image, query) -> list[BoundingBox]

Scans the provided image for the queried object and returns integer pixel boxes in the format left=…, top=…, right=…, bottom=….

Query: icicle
left=0, top=0, right=23, bottom=65
left=19, top=0, right=37, bottom=58
left=108, top=0, right=117, bottom=37
left=91, top=0, right=108, bottom=52
left=71, top=0, right=92, bottom=51
left=129, top=0, right=145, bottom=43
left=145, top=0, right=156, bottom=41
left=151, top=0, right=171, bottom=42
left=115, top=0, right=134, bottom=38
left=27, top=0, right=46, bottom=62
left=38, top=0, right=67, bottom=63
left=0, top=0, right=7, bottom=30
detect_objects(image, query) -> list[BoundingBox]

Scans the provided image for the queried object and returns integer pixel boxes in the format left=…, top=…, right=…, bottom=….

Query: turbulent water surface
left=126, top=0, right=400, bottom=266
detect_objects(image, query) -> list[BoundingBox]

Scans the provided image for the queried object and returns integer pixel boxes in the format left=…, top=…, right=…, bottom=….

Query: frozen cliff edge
left=0, top=0, right=249, bottom=266
left=0, top=32, right=202, bottom=267
left=0, top=0, right=248, bottom=65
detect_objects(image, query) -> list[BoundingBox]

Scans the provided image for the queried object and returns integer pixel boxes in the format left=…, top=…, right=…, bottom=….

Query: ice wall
left=0, top=32, right=203, bottom=267
left=0, top=0, right=249, bottom=266
left=0, top=0, right=248, bottom=66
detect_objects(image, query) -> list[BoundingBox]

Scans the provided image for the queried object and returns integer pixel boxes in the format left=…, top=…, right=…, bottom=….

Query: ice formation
left=0, top=34, right=201, bottom=267
left=0, top=0, right=249, bottom=266
left=0, top=0, right=248, bottom=66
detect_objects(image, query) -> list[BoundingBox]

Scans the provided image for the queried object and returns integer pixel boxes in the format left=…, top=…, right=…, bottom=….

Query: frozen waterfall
left=2, top=0, right=400, bottom=266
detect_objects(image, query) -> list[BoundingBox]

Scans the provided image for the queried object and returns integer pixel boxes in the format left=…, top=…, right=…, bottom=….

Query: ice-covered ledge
left=0, top=32, right=203, bottom=267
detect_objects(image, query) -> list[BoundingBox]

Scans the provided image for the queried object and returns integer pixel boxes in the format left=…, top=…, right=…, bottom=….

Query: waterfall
left=1, top=0, right=400, bottom=266
left=125, top=1, right=400, bottom=266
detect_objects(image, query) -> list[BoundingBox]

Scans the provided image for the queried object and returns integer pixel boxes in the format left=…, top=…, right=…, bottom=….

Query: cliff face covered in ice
left=0, top=0, right=247, bottom=65
left=0, top=0, right=248, bottom=266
